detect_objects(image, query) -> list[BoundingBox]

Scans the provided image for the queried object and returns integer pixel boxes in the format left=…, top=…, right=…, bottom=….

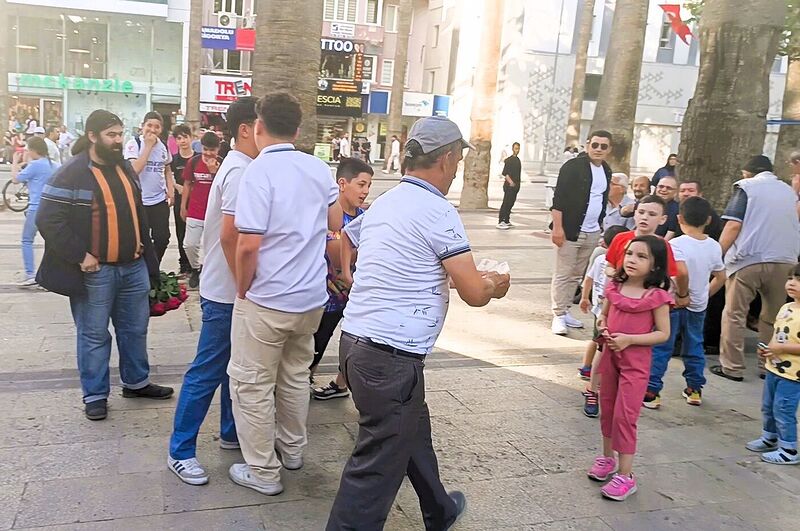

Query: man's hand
left=551, top=227, right=565, bottom=248
left=167, top=191, right=174, bottom=207
left=206, top=157, right=220, bottom=174
left=143, top=131, right=158, bottom=148
left=483, top=272, right=511, bottom=299
left=579, top=297, right=591, bottom=314
left=340, top=270, right=354, bottom=288
left=80, top=253, right=100, bottom=273
left=675, top=294, right=690, bottom=309
left=180, top=206, right=188, bottom=222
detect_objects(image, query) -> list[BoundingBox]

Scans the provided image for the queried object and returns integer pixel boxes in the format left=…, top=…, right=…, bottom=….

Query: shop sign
left=314, top=143, right=332, bottom=161
left=330, top=22, right=355, bottom=39
left=321, top=38, right=354, bottom=53
left=362, top=55, right=374, bottom=81
left=200, top=75, right=252, bottom=103
left=202, top=26, right=236, bottom=50
left=402, top=92, right=434, bottom=117
left=200, top=102, right=230, bottom=113
left=16, top=73, right=134, bottom=94
left=354, top=53, right=364, bottom=81
left=318, top=79, right=362, bottom=94
left=236, top=29, right=256, bottom=51
left=317, top=91, right=364, bottom=117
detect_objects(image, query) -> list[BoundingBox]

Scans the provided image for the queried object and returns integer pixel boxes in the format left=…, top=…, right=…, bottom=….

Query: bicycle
left=2, top=179, right=29, bottom=212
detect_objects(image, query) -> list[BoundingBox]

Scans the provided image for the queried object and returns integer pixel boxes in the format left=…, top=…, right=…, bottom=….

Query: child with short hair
left=579, top=225, right=629, bottom=417
left=588, top=235, right=672, bottom=501
left=745, top=264, right=800, bottom=465
left=644, top=197, right=725, bottom=408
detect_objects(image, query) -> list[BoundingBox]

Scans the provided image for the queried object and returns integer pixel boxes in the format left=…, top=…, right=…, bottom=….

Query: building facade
left=5, top=0, right=185, bottom=137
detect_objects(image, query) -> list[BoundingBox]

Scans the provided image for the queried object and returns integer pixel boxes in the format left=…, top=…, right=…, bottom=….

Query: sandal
left=709, top=365, right=743, bottom=382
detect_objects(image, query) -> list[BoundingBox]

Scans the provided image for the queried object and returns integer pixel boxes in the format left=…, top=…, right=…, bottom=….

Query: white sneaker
left=563, top=313, right=585, bottom=329
left=167, top=456, right=209, bottom=486
left=19, top=277, right=37, bottom=287
left=279, top=452, right=304, bottom=470
left=551, top=316, right=568, bottom=336
left=496, top=222, right=510, bottom=230
left=228, top=463, right=283, bottom=495
left=506, top=221, right=515, bottom=227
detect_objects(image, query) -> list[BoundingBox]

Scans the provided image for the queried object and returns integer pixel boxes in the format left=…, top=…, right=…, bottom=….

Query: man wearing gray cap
left=326, top=116, right=510, bottom=530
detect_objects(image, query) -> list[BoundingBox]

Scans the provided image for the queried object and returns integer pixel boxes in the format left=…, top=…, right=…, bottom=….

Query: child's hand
left=767, top=341, right=783, bottom=356
left=757, top=346, right=772, bottom=359
left=596, top=315, right=606, bottom=331
left=607, top=333, right=633, bottom=352
left=579, top=297, right=590, bottom=314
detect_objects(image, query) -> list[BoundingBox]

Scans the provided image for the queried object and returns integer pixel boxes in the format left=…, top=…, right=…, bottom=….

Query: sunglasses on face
left=657, top=184, right=675, bottom=191
left=590, top=142, right=609, bottom=150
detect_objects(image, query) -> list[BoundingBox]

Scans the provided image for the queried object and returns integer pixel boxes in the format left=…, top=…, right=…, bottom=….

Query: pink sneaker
left=600, top=473, right=637, bottom=501
left=587, top=456, right=617, bottom=481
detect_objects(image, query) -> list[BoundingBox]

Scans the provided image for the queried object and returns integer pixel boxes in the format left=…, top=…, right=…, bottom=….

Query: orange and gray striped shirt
left=88, top=163, right=143, bottom=263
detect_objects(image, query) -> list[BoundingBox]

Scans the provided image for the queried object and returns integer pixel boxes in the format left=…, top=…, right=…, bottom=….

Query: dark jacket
left=550, top=154, right=612, bottom=241
left=35, top=151, right=159, bottom=297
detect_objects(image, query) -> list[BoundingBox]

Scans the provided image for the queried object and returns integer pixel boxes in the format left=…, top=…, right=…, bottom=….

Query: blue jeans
left=648, top=308, right=707, bottom=393
left=21, top=208, right=38, bottom=278
left=69, top=259, right=151, bottom=403
left=762, top=371, right=800, bottom=449
left=169, top=297, right=237, bottom=459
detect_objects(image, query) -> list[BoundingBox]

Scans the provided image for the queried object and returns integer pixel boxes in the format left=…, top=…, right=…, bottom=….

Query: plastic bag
left=476, top=258, right=510, bottom=275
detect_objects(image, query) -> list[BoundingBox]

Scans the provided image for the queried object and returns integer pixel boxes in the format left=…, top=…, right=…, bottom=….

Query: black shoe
left=85, top=399, right=107, bottom=420
left=445, top=490, right=467, bottom=530
left=122, top=383, right=174, bottom=400
left=188, top=269, right=200, bottom=289
left=709, top=365, right=743, bottom=382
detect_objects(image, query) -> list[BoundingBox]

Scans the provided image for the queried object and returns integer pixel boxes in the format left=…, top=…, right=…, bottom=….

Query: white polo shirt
left=342, top=176, right=471, bottom=355
left=199, top=150, right=253, bottom=305
left=234, top=143, right=339, bottom=313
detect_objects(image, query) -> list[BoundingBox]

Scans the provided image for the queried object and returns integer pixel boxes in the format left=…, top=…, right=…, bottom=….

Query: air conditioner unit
left=241, top=14, right=256, bottom=29
left=217, top=12, right=236, bottom=28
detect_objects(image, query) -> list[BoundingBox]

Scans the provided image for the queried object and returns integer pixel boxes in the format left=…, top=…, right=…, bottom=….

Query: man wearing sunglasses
left=654, top=175, right=680, bottom=240
left=549, top=130, right=613, bottom=336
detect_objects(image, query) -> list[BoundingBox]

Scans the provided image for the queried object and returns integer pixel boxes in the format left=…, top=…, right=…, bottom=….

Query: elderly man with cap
left=711, top=155, right=800, bottom=382
left=35, top=110, right=173, bottom=421
left=603, top=173, right=635, bottom=230
left=326, top=116, right=510, bottom=530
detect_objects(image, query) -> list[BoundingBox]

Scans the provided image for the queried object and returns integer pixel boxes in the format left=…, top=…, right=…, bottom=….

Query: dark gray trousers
left=326, top=333, right=457, bottom=531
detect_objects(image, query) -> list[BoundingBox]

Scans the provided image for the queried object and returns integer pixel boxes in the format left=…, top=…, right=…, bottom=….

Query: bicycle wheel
left=2, top=180, right=29, bottom=212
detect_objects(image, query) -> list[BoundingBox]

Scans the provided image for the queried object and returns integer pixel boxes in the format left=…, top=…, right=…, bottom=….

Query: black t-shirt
left=502, top=155, right=522, bottom=185
left=171, top=152, right=192, bottom=187
left=655, top=199, right=680, bottom=237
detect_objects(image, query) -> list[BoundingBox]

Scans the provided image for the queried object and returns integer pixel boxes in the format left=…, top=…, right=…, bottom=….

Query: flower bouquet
left=149, top=271, right=189, bottom=317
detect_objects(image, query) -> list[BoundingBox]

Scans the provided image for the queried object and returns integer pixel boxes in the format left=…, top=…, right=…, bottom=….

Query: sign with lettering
left=200, top=75, right=252, bottom=103
left=317, top=91, right=364, bottom=117
left=16, top=73, right=135, bottom=93
left=201, top=26, right=237, bottom=50
left=320, top=38, right=354, bottom=53
left=330, top=22, right=355, bottom=39
left=402, top=92, right=434, bottom=117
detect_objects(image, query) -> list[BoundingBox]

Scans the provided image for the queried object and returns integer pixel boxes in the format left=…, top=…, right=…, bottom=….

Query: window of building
left=214, top=0, right=245, bottom=15
left=324, top=0, right=357, bottom=23
left=9, top=14, right=65, bottom=76
left=381, top=59, right=394, bottom=85
left=65, top=19, right=108, bottom=78
left=385, top=4, right=399, bottom=33
left=659, top=17, right=673, bottom=49
left=210, top=48, right=250, bottom=74
left=583, top=73, right=602, bottom=101
left=365, top=0, right=383, bottom=25
left=426, top=70, right=436, bottom=93
left=320, top=50, right=355, bottom=79
left=432, top=24, right=440, bottom=48
left=404, top=60, right=409, bottom=88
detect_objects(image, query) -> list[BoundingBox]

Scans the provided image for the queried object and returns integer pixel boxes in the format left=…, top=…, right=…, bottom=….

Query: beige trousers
left=228, top=297, right=323, bottom=482
left=551, top=231, right=602, bottom=315
left=719, top=262, right=794, bottom=378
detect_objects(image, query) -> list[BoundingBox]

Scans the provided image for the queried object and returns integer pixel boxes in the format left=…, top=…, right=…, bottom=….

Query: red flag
left=659, top=4, right=693, bottom=45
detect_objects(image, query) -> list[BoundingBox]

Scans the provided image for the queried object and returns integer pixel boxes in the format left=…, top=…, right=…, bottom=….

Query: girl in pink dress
left=587, top=235, right=673, bottom=501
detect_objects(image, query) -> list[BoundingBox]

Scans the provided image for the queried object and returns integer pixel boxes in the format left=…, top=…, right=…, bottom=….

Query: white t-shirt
left=586, top=253, right=608, bottom=316
left=235, top=143, right=339, bottom=313
left=199, top=150, right=252, bottom=305
left=339, top=137, right=351, bottom=157
left=342, top=176, right=472, bottom=355
left=124, top=137, right=172, bottom=206
left=391, top=139, right=401, bottom=156
left=44, top=137, right=61, bottom=165
left=670, top=235, right=724, bottom=312
left=581, top=163, right=607, bottom=233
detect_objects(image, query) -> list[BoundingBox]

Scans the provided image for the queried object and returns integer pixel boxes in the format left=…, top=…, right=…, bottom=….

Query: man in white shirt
left=166, top=97, right=259, bottom=486
left=387, top=134, right=401, bottom=173
left=227, top=92, right=341, bottom=496
left=44, top=126, right=62, bottom=166
left=326, top=117, right=510, bottom=530
left=339, top=132, right=351, bottom=158
left=58, top=125, right=76, bottom=162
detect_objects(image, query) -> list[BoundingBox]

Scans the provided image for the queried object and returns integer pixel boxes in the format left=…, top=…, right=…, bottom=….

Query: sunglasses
left=656, top=184, right=675, bottom=191
left=590, top=142, right=609, bottom=150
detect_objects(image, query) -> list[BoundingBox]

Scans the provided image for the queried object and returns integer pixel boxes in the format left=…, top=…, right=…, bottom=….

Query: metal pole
left=539, top=0, right=567, bottom=176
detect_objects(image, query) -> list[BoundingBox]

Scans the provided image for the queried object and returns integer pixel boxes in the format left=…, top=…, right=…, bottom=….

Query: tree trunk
left=185, top=0, right=203, bottom=132
left=253, top=0, right=324, bottom=153
left=590, top=0, right=649, bottom=174
left=565, top=0, right=596, bottom=148
left=382, top=0, right=413, bottom=166
left=0, top=0, right=8, bottom=153
left=678, top=0, right=786, bottom=210
left=775, top=58, right=800, bottom=181
left=460, top=0, right=505, bottom=209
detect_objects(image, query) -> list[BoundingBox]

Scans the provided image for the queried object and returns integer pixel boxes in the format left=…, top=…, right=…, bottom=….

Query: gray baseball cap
left=405, top=116, right=475, bottom=155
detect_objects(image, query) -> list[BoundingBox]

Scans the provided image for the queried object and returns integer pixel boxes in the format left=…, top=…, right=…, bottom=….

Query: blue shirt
left=16, top=157, right=55, bottom=209
left=342, top=176, right=471, bottom=355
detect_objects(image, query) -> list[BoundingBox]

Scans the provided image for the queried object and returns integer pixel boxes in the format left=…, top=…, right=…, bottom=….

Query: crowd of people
left=12, top=93, right=513, bottom=530
left=550, top=131, right=800, bottom=501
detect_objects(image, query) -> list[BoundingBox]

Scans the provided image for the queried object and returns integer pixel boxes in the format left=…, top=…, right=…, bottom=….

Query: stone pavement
left=0, top=170, right=797, bottom=530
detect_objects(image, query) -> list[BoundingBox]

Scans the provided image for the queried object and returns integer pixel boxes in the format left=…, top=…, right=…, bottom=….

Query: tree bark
left=0, top=0, right=8, bottom=152
left=252, top=0, right=324, bottom=153
left=775, top=57, right=800, bottom=181
left=590, top=0, right=649, bottom=174
left=460, top=0, right=505, bottom=209
left=185, top=0, right=203, bottom=132
left=678, top=0, right=786, bottom=210
left=565, top=0, right=596, bottom=149
left=383, top=0, right=413, bottom=166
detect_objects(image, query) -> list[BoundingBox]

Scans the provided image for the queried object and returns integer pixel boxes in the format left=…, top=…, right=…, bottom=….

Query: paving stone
left=434, top=439, right=544, bottom=483
left=0, top=482, right=23, bottom=531
left=448, top=384, right=559, bottom=413
left=529, top=518, right=614, bottom=530
left=0, top=415, right=42, bottom=449
left=600, top=504, right=758, bottom=531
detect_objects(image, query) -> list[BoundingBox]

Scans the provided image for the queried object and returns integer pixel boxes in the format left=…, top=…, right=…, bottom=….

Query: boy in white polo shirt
left=227, top=92, right=341, bottom=496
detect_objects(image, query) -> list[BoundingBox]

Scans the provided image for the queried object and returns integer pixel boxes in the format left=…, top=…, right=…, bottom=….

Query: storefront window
left=65, top=18, right=108, bottom=78
left=320, top=51, right=355, bottom=79
left=10, top=15, right=64, bottom=75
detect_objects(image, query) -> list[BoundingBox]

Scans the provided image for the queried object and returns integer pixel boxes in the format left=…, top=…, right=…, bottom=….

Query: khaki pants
left=551, top=231, right=602, bottom=315
left=228, top=297, right=323, bottom=482
left=184, top=218, right=204, bottom=270
left=719, top=262, right=794, bottom=378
